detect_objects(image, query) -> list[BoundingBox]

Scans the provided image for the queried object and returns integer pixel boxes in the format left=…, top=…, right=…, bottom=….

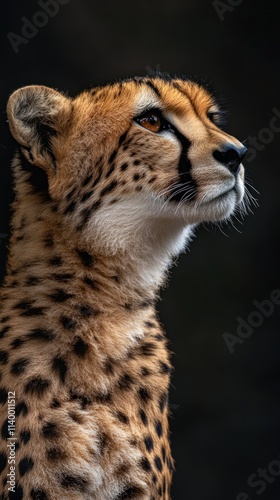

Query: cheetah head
left=7, top=76, right=247, bottom=257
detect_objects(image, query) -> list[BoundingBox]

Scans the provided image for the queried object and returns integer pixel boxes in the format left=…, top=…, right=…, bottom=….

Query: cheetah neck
left=7, top=186, right=194, bottom=306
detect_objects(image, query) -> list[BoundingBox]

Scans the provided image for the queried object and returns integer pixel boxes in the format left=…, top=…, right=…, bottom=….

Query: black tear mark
left=171, top=128, right=197, bottom=202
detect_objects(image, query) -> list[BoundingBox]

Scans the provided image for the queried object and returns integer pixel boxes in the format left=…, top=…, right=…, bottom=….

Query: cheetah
left=0, top=75, right=247, bottom=499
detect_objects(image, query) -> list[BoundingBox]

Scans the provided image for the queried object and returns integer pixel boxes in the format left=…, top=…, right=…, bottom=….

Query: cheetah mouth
left=198, top=184, right=236, bottom=206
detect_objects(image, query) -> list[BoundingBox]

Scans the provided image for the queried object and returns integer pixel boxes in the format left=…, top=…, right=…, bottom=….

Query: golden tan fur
left=0, top=76, right=246, bottom=499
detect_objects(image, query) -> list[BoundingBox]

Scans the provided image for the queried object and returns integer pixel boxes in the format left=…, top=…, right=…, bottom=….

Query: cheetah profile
left=0, top=75, right=247, bottom=499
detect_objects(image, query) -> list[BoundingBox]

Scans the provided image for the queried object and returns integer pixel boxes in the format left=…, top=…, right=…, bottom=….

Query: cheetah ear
left=7, top=85, right=72, bottom=172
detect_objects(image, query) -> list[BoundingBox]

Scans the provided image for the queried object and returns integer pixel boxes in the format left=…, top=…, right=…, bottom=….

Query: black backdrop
left=1, top=2, right=280, bottom=499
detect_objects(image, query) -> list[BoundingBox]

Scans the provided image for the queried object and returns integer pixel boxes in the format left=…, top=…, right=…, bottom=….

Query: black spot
left=118, top=373, right=135, bottom=390
left=30, top=488, right=48, bottom=499
left=73, top=337, right=89, bottom=357
left=49, top=289, right=72, bottom=303
left=155, top=420, right=163, bottom=437
left=64, top=199, right=77, bottom=215
left=79, top=305, right=96, bottom=316
left=161, top=444, right=166, bottom=463
left=53, top=273, right=73, bottom=282
left=0, top=388, right=7, bottom=405
left=100, top=180, right=118, bottom=197
left=159, top=393, right=168, bottom=412
left=167, top=457, right=174, bottom=471
left=116, top=411, right=129, bottom=424
left=144, top=435, right=154, bottom=453
left=80, top=202, right=101, bottom=225
left=0, top=451, right=7, bottom=473
left=20, top=430, right=31, bottom=444
left=52, top=356, right=67, bottom=383
left=140, top=342, right=157, bottom=356
left=76, top=249, right=94, bottom=267
left=60, top=474, right=88, bottom=491
left=11, top=338, right=25, bottom=349
left=141, top=367, right=151, bottom=377
left=69, top=411, right=83, bottom=424
left=0, top=315, right=10, bottom=323
left=66, top=187, right=76, bottom=201
left=99, top=431, right=109, bottom=453
left=1, top=419, right=8, bottom=440
left=119, top=131, right=128, bottom=146
left=91, top=168, right=103, bottom=189
left=154, top=455, right=163, bottom=472
left=49, top=256, right=63, bottom=266
left=21, top=306, right=45, bottom=317
left=141, top=457, right=151, bottom=472
left=27, top=328, right=55, bottom=342
left=139, top=409, right=148, bottom=426
left=109, top=149, right=117, bottom=164
left=133, top=173, right=140, bottom=182
left=120, top=163, right=128, bottom=171
left=0, top=326, right=10, bottom=339
left=47, top=447, right=65, bottom=461
left=106, top=162, right=116, bottom=179
left=69, top=391, right=91, bottom=409
left=50, top=398, right=61, bottom=409
left=133, top=159, right=141, bottom=166
left=60, top=316, right=77, bottom=330
left=139, top=298, right=154, bottom=308
left=160, top=361, right=171, bottom=374
left=0, top=350, right=9, bottom=364
left=145, top=320, right=156, bottom=328
left=8, top=483, right=23, bottom=499
left=81, top=173, right=92, bottom=187
left=104, top=358, right=114, bottom=374
left=115, top=485, right=144, bottom=499
left=15, top=402, right=28, bottom=416
left=18, top=456, right=34, bottom=476
left=11, top=358, right=29, bottom=375
left=14, top=300, right=32, bottom=310
left=83, top=277, right=96, bottom=291
left=26, top=276, right=40, bottom=286
left=44, top=234, right=54, bottom=248
left=95, top=392, right=111, bottom=403
left=25, top=377, right=50, bottom=396
left=42, top=422, right=58, bottom=439
left=81, top=191, right=92, bottom=203
left=138, top=387, right=151, bottom=403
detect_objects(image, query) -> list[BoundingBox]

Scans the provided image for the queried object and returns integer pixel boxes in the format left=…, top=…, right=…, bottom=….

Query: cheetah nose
left=213, top=144, right=247, bottom=176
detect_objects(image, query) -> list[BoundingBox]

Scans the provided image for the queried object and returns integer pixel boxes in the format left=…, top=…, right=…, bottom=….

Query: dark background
left=1, top=1, right=279, bottom=499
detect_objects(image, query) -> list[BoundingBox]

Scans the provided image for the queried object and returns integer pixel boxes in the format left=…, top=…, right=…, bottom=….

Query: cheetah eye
left=135, top=110, right=163, bottom=133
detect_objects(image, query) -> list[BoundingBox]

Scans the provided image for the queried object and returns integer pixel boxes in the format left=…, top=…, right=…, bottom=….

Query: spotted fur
left=0, top=75, right=247, bottom=499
